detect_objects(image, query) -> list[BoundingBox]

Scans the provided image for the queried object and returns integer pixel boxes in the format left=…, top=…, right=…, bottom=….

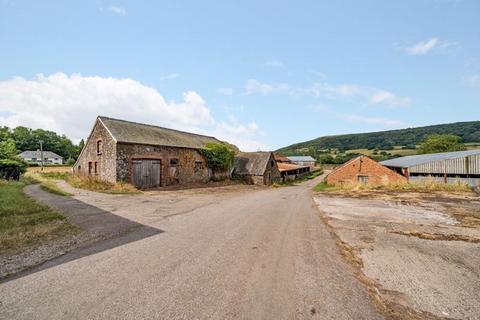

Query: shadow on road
left=1, top=185, right=164, bottom=284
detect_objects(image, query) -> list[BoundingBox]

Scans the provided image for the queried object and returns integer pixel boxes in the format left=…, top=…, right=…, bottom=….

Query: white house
left=18, top=150, right=63, bottom=165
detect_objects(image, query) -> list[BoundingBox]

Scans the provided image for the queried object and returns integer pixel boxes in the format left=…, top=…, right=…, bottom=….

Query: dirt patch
left=314, top=192, right=480, bottom=320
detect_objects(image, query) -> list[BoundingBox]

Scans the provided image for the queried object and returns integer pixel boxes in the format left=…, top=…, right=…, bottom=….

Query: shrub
left=199, top=143, right=235, bottom=171
left=0, top=158, right=27, bottom=181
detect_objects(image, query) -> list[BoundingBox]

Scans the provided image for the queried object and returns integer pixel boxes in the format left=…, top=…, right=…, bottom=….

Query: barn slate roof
left=233, top=152, right=273, bottom=176
left=18, top=150, right=63, bottom=159
left=98, top=116, right=221, bottom=149
left=380, top=149, right=480, bottom=168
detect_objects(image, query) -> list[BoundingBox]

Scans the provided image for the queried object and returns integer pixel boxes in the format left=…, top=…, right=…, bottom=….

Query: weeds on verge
left=66, top=175, right=140, bottom=194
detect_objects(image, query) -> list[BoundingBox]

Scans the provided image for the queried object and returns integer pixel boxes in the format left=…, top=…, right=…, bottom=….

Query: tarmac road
left=0, top=176, right=382, bottom=320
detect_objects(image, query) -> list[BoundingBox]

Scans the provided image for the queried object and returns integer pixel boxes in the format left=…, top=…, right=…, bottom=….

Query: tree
left=0, top=138, right=18, bottom=159
left=199, top=143, right=235, bottom=170
left=417, top=134, right=466, bottom=154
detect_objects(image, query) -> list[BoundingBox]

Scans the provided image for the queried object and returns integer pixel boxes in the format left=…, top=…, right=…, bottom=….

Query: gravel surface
left=0, top=177, right=383, bottom=320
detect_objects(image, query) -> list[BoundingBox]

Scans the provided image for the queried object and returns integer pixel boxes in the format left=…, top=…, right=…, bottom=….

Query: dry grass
left=0, top=179, right=78, bottom=252
left=66, top=174, right=140, bottom=194
left=25, top=172, right=73, bottom=196
left=315, top=178, right=473, bottom=194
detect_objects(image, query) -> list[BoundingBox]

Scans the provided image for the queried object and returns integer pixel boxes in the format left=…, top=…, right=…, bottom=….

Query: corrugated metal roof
left=18, top=150, right=63, bottom=159
left=99, top=116, right=221, bottom=149
left=233, top=152, right=273, bottom=176
left=277, top=162, right=307, bottom=172
left=287, top=156, right=316, bottom=162
left=380, top=149, right=480, bottom=168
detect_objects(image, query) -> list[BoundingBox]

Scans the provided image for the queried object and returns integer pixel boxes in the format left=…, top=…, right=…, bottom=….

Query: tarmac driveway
left=0, top=177, right=383, bottom=320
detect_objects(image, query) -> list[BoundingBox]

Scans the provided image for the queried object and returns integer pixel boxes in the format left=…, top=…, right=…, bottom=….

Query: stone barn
left=74, top=116, right=225, bottom=189
left=326, top=156, right=407, bottom=185
left=232, top=152, right=281, bottom=185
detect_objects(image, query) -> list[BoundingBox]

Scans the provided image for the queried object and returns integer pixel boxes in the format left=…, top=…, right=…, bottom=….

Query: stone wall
left=263, top=154, right=281, bottom=185
left=326, top=156, right=407, bottom=185
left=116, top=143, right=210, bottom=186
left=73, top=119, right=117, bottom=183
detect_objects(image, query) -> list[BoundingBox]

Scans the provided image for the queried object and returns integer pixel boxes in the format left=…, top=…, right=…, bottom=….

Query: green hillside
left=276, top=121, right=480, bottom=155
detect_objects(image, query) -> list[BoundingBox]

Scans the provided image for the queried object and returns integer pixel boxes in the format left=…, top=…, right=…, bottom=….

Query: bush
left=199, top=143, right=235, bottom=171
left=0, top=158, right=27, bottom=181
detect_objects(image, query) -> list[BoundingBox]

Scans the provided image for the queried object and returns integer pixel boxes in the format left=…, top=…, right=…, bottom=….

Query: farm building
left=274, top=154, right=292, bottom=164
left=287, top=156, right=316, bottom=168
left=74, top=116, right=226, bottom=189
left=277, top=162, right=310, bottom=182
left=381, top=150, right=480, bottom=187
left=18, top=150, right=63, bottom=165
left=232, top=152, right=281, bottom=185
left=327, top=156, right=407, bottom=185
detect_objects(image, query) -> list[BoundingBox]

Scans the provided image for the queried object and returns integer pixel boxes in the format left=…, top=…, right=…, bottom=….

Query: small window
left=88, top=162, right=93, bottom=175
left=78, top=165, right=81, bottom=172
left=358, top=175, right=369, bottom=184
left=32, top=157, right=37, bottom=161
left=195, top=161, right=203, bottom=170
left=96, top=140, right=102, bottom=154
left=170, top=159, right=178, bottom=167
left=94, top=162, right=98, bottom=175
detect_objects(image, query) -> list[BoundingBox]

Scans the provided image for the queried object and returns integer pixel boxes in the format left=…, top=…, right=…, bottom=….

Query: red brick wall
left=326, top=156, right=407, bottom=185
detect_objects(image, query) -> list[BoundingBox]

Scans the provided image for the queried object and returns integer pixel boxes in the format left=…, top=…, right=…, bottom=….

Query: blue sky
left=0, top=0, right=479, bottom=150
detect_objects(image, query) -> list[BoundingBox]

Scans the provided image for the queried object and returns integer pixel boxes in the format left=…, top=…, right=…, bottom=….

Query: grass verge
left=0, top=179, right=78, bottom=252
left=26, top=172, right=73, bottom=196
left=314, top=179, right=473, bottom=194
left=66, top=174, right=140, bottom=194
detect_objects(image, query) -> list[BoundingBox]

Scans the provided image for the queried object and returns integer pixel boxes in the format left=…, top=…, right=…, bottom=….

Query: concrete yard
left=0, top=176, right=384, bottom=320
left=314, top=192, right=480, bottom=320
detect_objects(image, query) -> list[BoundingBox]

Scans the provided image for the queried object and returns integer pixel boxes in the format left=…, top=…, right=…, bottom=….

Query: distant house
left=287, top=156, right=316, bottom=168
left=74, top=116, right=226, bottom=189
left=326, top=156, right=406, bottom=185
left=233, top=152, right=281, bottom=185
left=381, top=149, right=480, bottom=187
left=18, top=150, right=63, bottom=165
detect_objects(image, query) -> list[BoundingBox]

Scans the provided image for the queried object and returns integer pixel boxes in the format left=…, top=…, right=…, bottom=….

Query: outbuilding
left=74, top=116, right=225, bottom=189
left=326, top=156, right=407, bottom=185
left=287, top=156, right=316, bottom=168
left=380, top=150, right=480, bottom=186
left=232, top=152, right=281, bottom=185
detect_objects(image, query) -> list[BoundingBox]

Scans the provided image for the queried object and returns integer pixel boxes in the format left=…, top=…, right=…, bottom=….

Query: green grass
left=26, top=172, right=73, bottom=196
left=0, top=179, right=78, bottom=252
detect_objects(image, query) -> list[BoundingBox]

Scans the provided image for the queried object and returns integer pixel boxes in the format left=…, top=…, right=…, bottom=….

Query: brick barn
left=326, top=156, right=407, bottom=185
left=232, top=152, right=281, bottom=185
left=73, top=116, right=224, bottom=189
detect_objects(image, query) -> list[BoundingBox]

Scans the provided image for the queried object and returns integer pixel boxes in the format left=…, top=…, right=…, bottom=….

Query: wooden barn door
left=132, top=159, right=161, bottom=188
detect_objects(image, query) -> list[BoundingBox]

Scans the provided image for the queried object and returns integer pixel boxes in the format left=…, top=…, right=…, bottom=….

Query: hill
left=276, top=121, right=480, bottom=155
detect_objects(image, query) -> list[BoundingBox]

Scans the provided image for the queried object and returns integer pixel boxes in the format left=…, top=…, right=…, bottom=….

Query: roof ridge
left=98, top=115, right=219, bottom=141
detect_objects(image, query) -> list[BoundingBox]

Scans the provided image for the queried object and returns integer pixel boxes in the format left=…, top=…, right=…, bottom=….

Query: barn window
left=94, top=162, right=98, bottom=175
left=96, top=140, right=102, bottom=155
left=195, top=161, right=203, bottom=171
left=78, top=165, right=81, bottom=172
left=170, top=159, right=178, bottom=167
left=358, top=175, right=369, bottom=184
left=88, top=162, right=93, bottom=175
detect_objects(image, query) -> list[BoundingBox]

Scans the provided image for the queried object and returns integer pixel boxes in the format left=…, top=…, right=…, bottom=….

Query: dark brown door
left=132, top=160, right=161, bottom=188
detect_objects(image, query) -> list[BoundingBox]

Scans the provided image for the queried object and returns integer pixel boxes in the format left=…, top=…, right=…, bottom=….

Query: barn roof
left=18, top=150, right=63, bottom=159
left=98, top=116, right=221, bottom=149
left=287, top=156, right=316, bottom=162
left=277, top=162, right=308, bottom=172
left=233, top=152, right=273, bottom=176
left=380, top=149, right=480, bottom=168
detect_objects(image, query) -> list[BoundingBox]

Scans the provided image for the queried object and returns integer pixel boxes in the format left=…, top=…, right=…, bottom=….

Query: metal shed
left=380, top=150, right=480, bottom=186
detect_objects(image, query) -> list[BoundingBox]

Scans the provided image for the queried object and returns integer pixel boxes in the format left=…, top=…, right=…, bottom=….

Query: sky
left=0, top=0, right=479, bottom=151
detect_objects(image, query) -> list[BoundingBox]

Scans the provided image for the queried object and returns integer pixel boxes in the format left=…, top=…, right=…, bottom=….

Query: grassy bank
left=0, top=179, right=78, bottom=252
left=66, top=175, right=139, bottom=194
left=314, top=179, right=473, bottom=193
left=26, top=172, right=72, bottom=196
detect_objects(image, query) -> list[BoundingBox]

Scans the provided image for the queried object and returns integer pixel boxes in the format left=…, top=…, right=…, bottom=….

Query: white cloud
left=108, top=6, right=126, bottom=16
left=466, top=75, right=480, bottom=89
left=245, top=79, right=411, bottom=107
left=217, top=87, right=234, bottom=96
left=0, top=73, right=265, bottom=151
left=159, top=73, right=179, bottom=81
left=405, top=37, right=455, bottom=55
left=339, top=114, right=405, bottom=127
left=212, top=116, right=266, bottom=151
left=263, top=60, right=285, bottom=68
